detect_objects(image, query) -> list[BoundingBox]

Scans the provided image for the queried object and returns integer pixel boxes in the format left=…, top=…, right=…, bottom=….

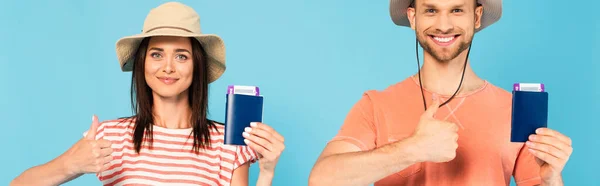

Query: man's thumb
left=86, top=115, right=99, bottom=140
left=423, top=95, right=441, bottom=118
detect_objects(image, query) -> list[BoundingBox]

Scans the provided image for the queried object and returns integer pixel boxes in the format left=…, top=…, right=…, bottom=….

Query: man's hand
left=409, top=96, right=460, bottom=163
left=526, top=128, right=573, bottom=184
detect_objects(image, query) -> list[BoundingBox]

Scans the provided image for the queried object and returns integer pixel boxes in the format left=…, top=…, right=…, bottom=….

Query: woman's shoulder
left=209, top=120, right=226, bottom=136
left=211, top=120, right=225, bottom=128
left=98, top=117, right=136, bottom=131
left=83, top=116, right=135, bottom=139
left=102, top=116, right=135, bottom=125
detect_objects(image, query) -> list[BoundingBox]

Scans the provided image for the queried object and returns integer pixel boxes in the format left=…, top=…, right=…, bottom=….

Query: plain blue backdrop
left=1, top=0, right=598, bottom=185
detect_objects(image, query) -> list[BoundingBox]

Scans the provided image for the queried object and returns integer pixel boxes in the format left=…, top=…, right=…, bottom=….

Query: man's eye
left=452, top=9, right=463, bottom=13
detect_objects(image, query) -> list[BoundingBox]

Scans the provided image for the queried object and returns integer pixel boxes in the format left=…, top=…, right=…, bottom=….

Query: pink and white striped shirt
left=85, top=118, right=258, bottom=186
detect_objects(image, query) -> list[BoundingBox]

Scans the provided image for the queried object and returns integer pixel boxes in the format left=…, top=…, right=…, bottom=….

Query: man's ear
left=474, top=5, right=483, bottom=29
left=407, top=7, right=416, bottom=30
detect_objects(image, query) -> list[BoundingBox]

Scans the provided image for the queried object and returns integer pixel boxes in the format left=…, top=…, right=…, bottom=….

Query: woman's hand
left=61, top=115, right=113, bottom=175
left=242, top=122, right=285, bottom=175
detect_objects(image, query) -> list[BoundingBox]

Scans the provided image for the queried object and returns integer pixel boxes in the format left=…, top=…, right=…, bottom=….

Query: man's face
left=407, top=0, right=483, bottom=63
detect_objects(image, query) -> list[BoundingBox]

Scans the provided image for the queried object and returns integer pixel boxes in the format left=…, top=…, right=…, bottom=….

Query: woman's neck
left=151, top=91, right=192, bottom=129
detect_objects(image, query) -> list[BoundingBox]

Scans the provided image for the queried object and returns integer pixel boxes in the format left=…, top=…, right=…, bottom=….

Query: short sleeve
left=513, top=145, right=542, bottom=186
left=233, top=145, right=259, bottom=169
left=329, top=93, right=377, bottom=151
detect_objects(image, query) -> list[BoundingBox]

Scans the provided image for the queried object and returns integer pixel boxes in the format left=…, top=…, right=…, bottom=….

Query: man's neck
left=152, top=92, right=192, bottom=129
left=416, top=49, right=485, bottom=96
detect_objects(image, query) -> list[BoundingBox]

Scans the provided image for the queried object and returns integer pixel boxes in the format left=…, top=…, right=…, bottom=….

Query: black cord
left=416, top=38, right=473, bottom=111
left=417, top=39, right=427, bottom=110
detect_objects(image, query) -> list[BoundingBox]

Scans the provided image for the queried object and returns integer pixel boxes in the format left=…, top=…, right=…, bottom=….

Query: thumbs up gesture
left=409, top=96, right=460, bottom=163
left=62, top=115, right=113, bottom=175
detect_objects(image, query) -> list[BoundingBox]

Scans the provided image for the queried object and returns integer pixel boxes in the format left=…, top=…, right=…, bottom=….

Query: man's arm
left=540, top=177, right=563, bottom=186
left=308, top=138, right=422, bottom=186
left=309, top=97, right=459, bottom=186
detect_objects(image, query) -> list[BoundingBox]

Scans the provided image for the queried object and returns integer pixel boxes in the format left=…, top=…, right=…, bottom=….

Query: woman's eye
left=176, top=54, right=188, bottom=61
left=151, top=53, right=162, bottom=58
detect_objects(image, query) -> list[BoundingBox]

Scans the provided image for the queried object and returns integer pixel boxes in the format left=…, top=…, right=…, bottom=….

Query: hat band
left=144, top=26, right=193, bottom=34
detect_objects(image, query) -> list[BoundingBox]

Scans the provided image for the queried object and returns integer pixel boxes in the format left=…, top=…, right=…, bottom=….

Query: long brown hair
left=127, top=37, right=218, bottom=153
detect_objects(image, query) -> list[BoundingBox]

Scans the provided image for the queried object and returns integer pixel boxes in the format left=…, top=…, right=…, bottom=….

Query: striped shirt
left=85, top=118, right=258, bottom=186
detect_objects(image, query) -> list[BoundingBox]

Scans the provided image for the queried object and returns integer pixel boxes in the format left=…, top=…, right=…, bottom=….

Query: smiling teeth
left=434, top=37, right=454, bottom=43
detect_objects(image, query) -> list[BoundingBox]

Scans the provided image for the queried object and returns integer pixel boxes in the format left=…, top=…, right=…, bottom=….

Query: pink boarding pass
left=513, top=83, right=545, bottom=92
left=227, top=85, right=260, bottom=96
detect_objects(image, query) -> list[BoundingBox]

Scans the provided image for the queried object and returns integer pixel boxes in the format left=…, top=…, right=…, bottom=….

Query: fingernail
left=536, top=128, right=541, bottom=133
left=244, top=139, right=249, bottom=144
left=526, top=141, right=533, bottom=146
left=528, top=148, right=534, bottom=153
left=529, top=135, right=536, bottom=140
left=244, top=127, right=252, bottom=133
left=250, top=122, right=258, bottom=127
left=92, top=115, right=95, bottom=121
left=242, top=132, right=250, bottom=137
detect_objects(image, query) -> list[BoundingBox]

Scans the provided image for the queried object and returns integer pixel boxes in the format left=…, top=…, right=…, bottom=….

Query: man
left=308, top=0, right=573, bottom=185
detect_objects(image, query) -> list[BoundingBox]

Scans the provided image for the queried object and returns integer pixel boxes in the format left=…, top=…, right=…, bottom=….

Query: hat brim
left=115, top=28, right=226, bottom=83
left=389, top=0, right=502, bottom=32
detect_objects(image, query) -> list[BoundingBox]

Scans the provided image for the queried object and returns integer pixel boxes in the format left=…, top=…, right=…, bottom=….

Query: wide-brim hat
left=389, top=0, right=502, bottom=32
left=116, top=2, right=226, bottom=83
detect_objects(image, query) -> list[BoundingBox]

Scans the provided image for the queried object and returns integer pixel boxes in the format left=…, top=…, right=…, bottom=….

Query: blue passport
left=224, top=94, right=264, bottom=145
left=510, top=91, right=549, bottom=142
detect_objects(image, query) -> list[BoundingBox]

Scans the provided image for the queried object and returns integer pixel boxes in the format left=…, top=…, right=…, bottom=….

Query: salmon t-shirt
left=331, top=77, right=542, bottom=186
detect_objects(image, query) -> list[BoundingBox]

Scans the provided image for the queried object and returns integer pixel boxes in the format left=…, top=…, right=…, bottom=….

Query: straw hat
left=389, top=0, right=503, bottom=32
left=116, top=2, right=226, bottom=83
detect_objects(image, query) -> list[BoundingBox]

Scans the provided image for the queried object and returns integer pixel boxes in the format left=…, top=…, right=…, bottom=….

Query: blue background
left=1, top=0, right=598, bottom=185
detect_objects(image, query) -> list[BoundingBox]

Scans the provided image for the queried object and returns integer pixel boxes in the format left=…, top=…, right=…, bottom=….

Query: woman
left=11, top=2, right=285, bottom=186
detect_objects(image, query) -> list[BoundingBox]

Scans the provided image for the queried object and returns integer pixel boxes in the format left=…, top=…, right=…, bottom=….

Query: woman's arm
left=242, top=122, right=285, bottom=186
left=11, top=116, right=112, bottom=186
left=10, top=155, right=83, bottom=186
left=230, top=163, right=250, bottom=186
left=230, top=162, right=274, bottom=186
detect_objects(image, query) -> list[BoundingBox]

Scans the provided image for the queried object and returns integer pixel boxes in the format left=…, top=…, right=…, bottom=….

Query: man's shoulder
left=362, top=77, right=417, bottom=100
left=353, top=77, right=420, bottom=111
left=475, top=81, right=515, bottom=111
left=482, top=81, right=513, bottom=100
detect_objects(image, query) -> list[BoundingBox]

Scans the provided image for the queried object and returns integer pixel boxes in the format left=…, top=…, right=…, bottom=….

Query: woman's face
left=144, top=36, right=194, bottom=99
